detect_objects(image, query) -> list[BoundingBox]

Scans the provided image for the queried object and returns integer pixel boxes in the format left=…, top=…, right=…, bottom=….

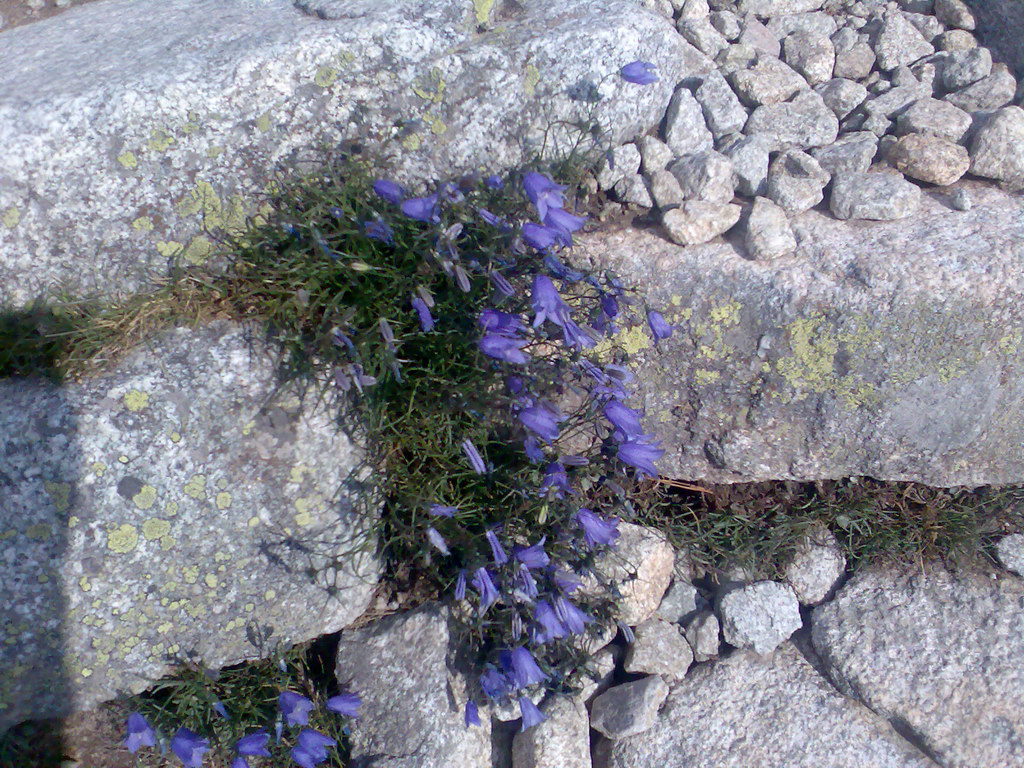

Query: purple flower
left=479, top=333, right=530, bottom=364
left=555, top=596, right=593, bottom=634
left=517, top=403, right=564, bottom=444
left=429, top=504, right=457, bottom=517
left=373, top=179, right=405, bottom=204
left=411, top=296, right=435, bottom=332
left=363, top=218, right=393, bottom=243
left=472, top=567, right=501, bottom=613
left=523, top=172, right=566, bottom=221
left=455, top=569, right=467, bottom=600
left=517, top=564, right=539, bottom=599
left=232, top=758, right=250, bottom=768
left=552, top=569, right=582, bottom=594
left=480, top=309, right=525, bottom=334
left=291, top=747, right=318, bottom=768
left=524, top=435, right=544, bottom=463
left=539, top=462, right=572, bottom=499
left=543, top=253, right=585, bottom=282
left=478, top=207, right=504, bottom=227
left=490, top=270, right=515, bottom=297
left=618, top=439, right=665, bottom=478
left=461, top=439, right=487, bottom=474
left=647, top=310, right=673, bottom=341
left=522, top=222, right=560, bottom=251
left=531, top=275, right=571, bottom=329
left=575, top=508, right=620, bottom=548
left=513, top=537, right=549, bottom=569
left=465, top=700, right=482, bottom=727
left=427, top=526, right=450, bottom=556
left=501, top=646, right=548, bottom=689
left=326, top=692, right=361, bottom=718
left=561, top=454, right=589, bottom=466
left=401, top=193, right=440, bottom=223
left=279, top=691, right=314, bottom=727
left=485, top=174, right=504, bottom=189
left=532, top=600, right=567, bottom=644
left=123, top=712, right=156, bottom=754
left=170, top=727, right=209, bottom=768
left=480, top=668, right=511, bottom=700
left=236, top=732, right=271, bottom=757
left=298, top=729, right=336, bottom=759
left=486, top=530, right=509, bottom=565
left=604, top=399, right=646, bottom=441
left=213, top=700, right=229, bottom=719
left=519, top=697, right=547, bottom=731
left=620, top=60, right=659, bottom=85
left=543, top=208, right=587, bottom=247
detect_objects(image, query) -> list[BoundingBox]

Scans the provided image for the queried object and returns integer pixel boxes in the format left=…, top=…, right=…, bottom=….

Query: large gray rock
left=512, top=696, right=591, bottom=768
left=0, top=0, right=709, bottom=308
left=830, top=170, right=922, bottom=219
left=624, top=618, right=694, bottom=680
left=719, top=581, right=802, bottom=654
left=895, top=97, right=972, bottom=142
left=574, top=184, right=1024, bottom=486
left=601, top=643, right=938, bottom=768
left=810, top=131, right=878, bottom=175
left=812, top=568, right=1024, bottom=768
left=745, top=90, right=839, bottom=150
left=766, top=150, right=830, bottom=212
left=888, top=133, right=970, bottom=185
left=941, top=46, right=991, bottom=90
left=720, top=133, right=771, bottom=196
left=0, top=320, right=379, bottom=731
left=744, top=196, right=797, bottom=260
left=668, top=150, right=737, bottom=203
left=782, top=31, right=835, bottom=86
left=336, top=606, right=491, bottom=768
left=814, top=77, right=868, bottom=119
left=969, top=105, right=1024, bottom=187
left=590, top=676, right=669, bottom=740
left=782, top=525, right=846, bottom=604
left=872, top=11, right=935, bottom=71
left=662, top=201, right=742, bottom=245
left=944, top=66, right=1018, bottom=111
left=586, top=523, right=675, bottom=626
left=729, top=55, right=807, bottom=108
left=995, top=533, right=1024, bottom=576
left=693, top=70, right=748, bottom=138
left=664, top=87, right=716, bottom=156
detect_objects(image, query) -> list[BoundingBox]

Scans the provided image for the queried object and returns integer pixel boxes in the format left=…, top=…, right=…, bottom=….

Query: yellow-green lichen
left=524, top=64, right=541, bottom=97
left=142, top=518, right=171, bottom=541
left=2, top=207, right=21, bottom=229
left=117, top=151, right=138, bottom=169
left=124, top=389, right=150, bottom=412
left=79, top=576, right=92, bottom=592
left=181, top=235, right=214, bottom=265
left=255, top=111, right=274, bottom=132
left=412, top=68, right=446, bottom=104
left=694, top=369, right=721, bottom=385
left=264, top=589, right=277, bottom=600
left=775, top=315, right=838, bottom=395
left=118, top=455, right=130, bottom=463
left=107, top=524, right=139, bottom=554
left=314, top=66, right=339, bottom=88
left=473, top=0, right=495, bottom=24
left=998, top=331, right=1022, bottom=356
left=248, top=516, right=260, bottom=528
left=182, top=565, right=199, bottom=585
left=67, top=516, right=79, bottom=529
left=90, top=461, right=107, bottom=476
left=401, top=133, right=422, bottom=151
left=242, top=420, right=256, bottom=436
left=204, top=574, right=218, bottom=589
left=169, top=431, right=182, bottom=443
left=160, top=535, right=176, bottom=550
left=215, top=492, right=232, bottom=510
left=294, top=497, right=320, bottom=527
left=147, top=129, right=175, bottom=152
left=289, top=464, right=309, bottom=484
left=216, top=477, right=229, bottom=490
left=156, top=241, right=183, bottom=258
left=43, top=481, right=71, bottom=513
left=132, top=216, right=154, bottom=231
left=133, top=485, right=157, bottom=510
left=165, top=501, right=179, bottom=516
left=428, top=115, right=448, bottom=135
left=206, top=145, right=224, bottom=158
left=183, top=474, right=207, bottom=499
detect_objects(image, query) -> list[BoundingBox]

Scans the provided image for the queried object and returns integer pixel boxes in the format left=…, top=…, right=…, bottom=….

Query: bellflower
left=543, top=253, right=585, bottom=282
left=618, top=438, right=665, bottom=478
left=513, top=537, right=550, bottom=569
left=411, top=296, right=435, bottom=331
left=539, top=462, right=572, bottom=499
left=524, top=435, right=544, bottom=463
left=232, top=758, right=250, bottom=768
left=575, top=508, right=620, bottom=548
left=555, top=596, right=593, bottom=635
left=519, top=697, right=547, bottom=731
left=427, top=526, right=450, bottom=556
left=429, top=504, right=457, bottom=517
left=236, top=732, right=271, bottom=757
left=473, top=567, right=500, bottom=613
left=561, top=454, right=589, bottom=466
left=604, top=399, right=646, bottom=441
left=552, top=569, right=582, bottom=594
left=279, top=691, right=314, bottom=727
left=485, top=174, right=504, bottom=189
left=522, top=172, right=566, bottom=221
left=363, top=217, right=393, bottom=243
left=480, top=667, right=511, bottom=701
left=517, top=404, right=563, bottom=444
left=213, top=701, right=229, bottom=719
left=486, top=529, right=509, bottom=565
left=373, top=179, right=405, bottom=205
left=401, top=193, right=440, bottom=223
left=479, top=333, right=530, bottom=364
left=123, top=712, right=157, bottom=754
left=620, top=60, right=659, bottom=85
left=647, top=310, right=674, bottom=341
left=560, top=316, right=597, bottom=349
left=170, top=728, right=209, bottom=768
left=297, top=729, right=336, bottom=760
left=517, top=564, right=539, bottom=599
left=532, top=599, right=567, bottom=644
left=531, top=275, right=571, bottom=329
left=326, top=692, right=361, bottom=718
left=522, top=222, right=560, bottom=251
left=478, top=207, right=504, bottom=228
left=455, top=569, right=467, bottom=599
left=461, top=438, right=487, bottom=474
left=501, top=646, right=548, bottom=689
left=465, top=700, right=482, bottom=727
left=490, top=269, right=515, bottom=297
left=479, top=308, right=525, bottom=335
left=543, top=208, right=587, bottom=247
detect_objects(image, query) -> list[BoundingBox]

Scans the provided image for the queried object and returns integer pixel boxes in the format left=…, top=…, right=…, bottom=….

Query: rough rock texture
left=830, top=170, right=921, bottom=219
left=995, top=533, right=1024, bottom=576
left=969, top=106, right=1024, bottom=187
left=745, top=90, right=840, bottom=150
left=684, top=611, right=720, bottom=661
left=888, top=133, right=970, bottom=185
left=664, top=87, right=716, bottom=156
left=655, top=579, right=699, bottom=624
left=602, top=644, right=938, bottom=768
left=721, top=133, right=770, bottom=196
left=766, top=150, right=830, bottom=212
left=512, top=696, right=590, bottom=768
left=668, top=150, right=736, bottom=203
left=744, top=195, right=797, bottom=259
left=661, top=201, right=741, bottom=245
left=336, top=606, right=490, bottom=768
left=812, top=568, right=1024, bottom=768
left=895, top=98, right=972, bottom=142
left=575, top=184, right=1024, bottom=485
left=0, top=320, right=379, bottom=731
left=810, top=131, right=877, bottom=175
left=783, top=525, right=846, bottom=604
left=590, top=676, right=669, bottom=740
left=965, top=0, right=1024, bottom=77
left=0, top=0, right=710, bottom=308
left=587, top=523, right=675, bottom=626
left=944, top=67, right=1017, bottom=111
left=719, top=581, right=801, bottom=654
left=873, top=11, right=935, bottom=71
left=624, top=618, right=694, bottom=680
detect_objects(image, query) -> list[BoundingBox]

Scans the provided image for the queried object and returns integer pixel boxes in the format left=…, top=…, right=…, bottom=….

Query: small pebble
left=950, top=188, right=972, bottom=211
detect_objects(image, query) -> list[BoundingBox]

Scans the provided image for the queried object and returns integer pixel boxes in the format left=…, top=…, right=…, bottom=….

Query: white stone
left=767, top=11, right=837, bottom=40
left=597, top=143, right=643, bottom=190
left=588, top=523, right=675, bottom=627
left=811, top=131, right=878, bottom=175
left=655, top=579, right=699, bottom=623
left=743, top=196, right=797, bottom=259
left=614, top=174, right=654, bottom=208
left=578, top=645, right=619, bottom=703
left=766, top=150, right=830, bottom=212
left=647, top=170, right=686, bottom=209
left=995, top=533, right=1024, bottom=576
left=720, top=133, right=770, bottom=195
left=738, top=17, right=780, bottom=58
left=719, top=581, right=802, bottom=655
left=678, top=18, right=729, bottom=58
left=662, top=201, right=742, bottom=245
left=889, top=133, right=970, bottom=186
left=934, top=0, right=975, bottom=30
left=638, top=135, right=675, bottom=175
left=694, top=70, right=748, bottom=138
left=783, top=525, right=846, bottom=605
left=873, top=11, right=935, bottom=71
left=969, top=106, right=1024, bottom=187
left=590, top=676, right=670, bottom=740
left=625, top=618, right=694, bottom=681
left=710, top=10, right=741, bottom=40
left=895, top=97, right=972, bottom=142
left=728, top=55, right=807, bottom=107
left=942, top=46, right=992, bottom=91
left=668, top=150, right=736, bottom=203
left=815, top=77, right=868, bottom=119
left=946, top=67, right=1019, bottom=112
left=684, top=610, right=721, bottom=661
left=663, top=87, right=715, bottom=156
left=934, top=29, right=976, bottom=51
left=830, top=170, right=922, bottom=219
left=512, top=696, right=590, bottom=768
left=745, top=89, right=839, bottom=150
left=782, top=31, right=835, bottom=86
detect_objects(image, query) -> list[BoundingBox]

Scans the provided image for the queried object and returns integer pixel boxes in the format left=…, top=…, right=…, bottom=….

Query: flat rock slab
left=0, top=0, right=708, bottom=308
left=577, top=184, right=1024, bottom=486
left=601, top=643, right=937, bottom=768
left=812, top=568, right=1024, bottom=768
left=0, top=320, right=379, bottom=731
left=335, top=606, right=491, bottom=768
